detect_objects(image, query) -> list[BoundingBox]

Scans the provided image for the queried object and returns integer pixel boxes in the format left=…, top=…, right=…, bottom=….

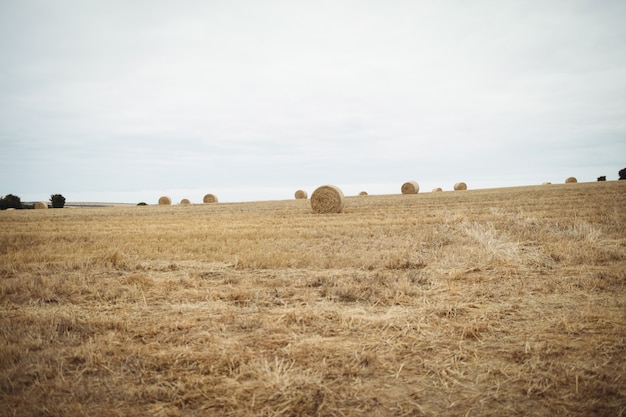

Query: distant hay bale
left=158, top=196, right=172, bottom=205
left=401, top=181, right=419, bottom=194
left=565, top=177, right=578, bottom=184
left=311, top=185, right=345, bottom=214
left=203, top=194, right=218, bottom=204
left=34, top=202, right=48, bottom=209
left=432, top=187, right=443, bottom=192
left=454, top=182, right=467, bottom=191
left=542, top=182, right=552, bottom=185
left=359, top=191, right=368, bottom=196
left=294, top=190, right=308, bottom=199
left=180, top=199, right=191, bottom=205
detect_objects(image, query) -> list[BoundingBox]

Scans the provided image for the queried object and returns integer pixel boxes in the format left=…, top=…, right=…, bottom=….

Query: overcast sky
left=1, top=0, right=625, bottom=203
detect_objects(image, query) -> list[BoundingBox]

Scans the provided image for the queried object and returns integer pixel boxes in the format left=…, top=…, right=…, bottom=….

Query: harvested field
left=1, top=181, right=625, bottom=416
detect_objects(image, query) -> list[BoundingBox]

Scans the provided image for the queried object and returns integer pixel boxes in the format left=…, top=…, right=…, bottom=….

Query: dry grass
left=1, top=181, right=625, bottom=416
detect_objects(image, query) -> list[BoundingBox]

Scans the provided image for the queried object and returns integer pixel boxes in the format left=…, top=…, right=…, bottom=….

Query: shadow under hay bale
left=401, top=181, right=419, bottom=194
left=311, top=185, right=345, bottom=213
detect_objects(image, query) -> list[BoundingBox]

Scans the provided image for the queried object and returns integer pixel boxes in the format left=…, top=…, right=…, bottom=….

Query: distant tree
left=137, top=202, right=148, bottom=206
left=597, top=176, right=606, bottom=181
left=0, top=194, right=22, bottom=210
left=620, top=168, right=626, bottom=180
left=50, top=194, right=66, bottom=208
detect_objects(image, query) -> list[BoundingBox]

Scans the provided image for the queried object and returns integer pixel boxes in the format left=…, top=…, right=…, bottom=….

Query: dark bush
left=597, top=176, right=606, bottom=181
left=619, top=168, right=626, bottom=180
left=50, top=194, right=66, bottom=208
left=137, top=202, right=148, bottom=206
left=0, top=194, right=23, bottom=210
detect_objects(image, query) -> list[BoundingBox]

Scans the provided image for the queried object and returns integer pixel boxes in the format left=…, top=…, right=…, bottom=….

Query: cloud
left=1, top=1, right=625, bottom=202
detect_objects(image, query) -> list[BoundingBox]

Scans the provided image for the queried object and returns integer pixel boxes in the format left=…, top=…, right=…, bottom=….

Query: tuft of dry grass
left=1, top=181, right=625, bottom=416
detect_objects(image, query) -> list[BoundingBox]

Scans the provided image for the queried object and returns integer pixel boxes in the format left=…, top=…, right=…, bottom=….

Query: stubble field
left=1, top=181, right=625, bottom=416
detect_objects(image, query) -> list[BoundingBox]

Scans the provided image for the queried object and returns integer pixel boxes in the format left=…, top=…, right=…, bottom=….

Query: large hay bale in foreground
left=454, top=182, right=467, bottom=191
left=401, top=181, right=419, bottom=194
left=294, top=190, right=308, bottom=199
left=203, top=194, right=218, bottom=204
left=311, top=185, right=345, bottom=213
left=34, top=202, right=48, bottom=209
left=565, top=177, right=577, bottom=183
left=432, top=187, right=443, bottom=192
left=180, top=199, right=191, bottom=205
left=158, top=196, right=172, bottom=205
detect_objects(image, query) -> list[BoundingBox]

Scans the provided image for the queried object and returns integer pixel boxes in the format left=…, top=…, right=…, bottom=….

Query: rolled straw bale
left=180, top=199, right=191, bottom=205
left=203, top=194, right=218, bottom=204
left=401, top=181, right=419, bottom=194
left=158, top=196, right=172, bottom=205
left=359, top=191, right=368, bottom=196
left=542, top=182, right=552, bottom=185
left=294, top=190, right=308, bottom=199
left=432, top=187, right=443, bottom=192
left=311, top=185, right=345, bottom=213
left=34, top=202, right=48, bottom=209
left=565, top=177, right=577, bottom=183
left=454, top=182, right=468, bottom=191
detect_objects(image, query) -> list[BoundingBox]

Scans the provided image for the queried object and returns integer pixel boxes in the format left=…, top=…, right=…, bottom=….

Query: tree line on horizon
left=0, top=194, right=66, bottom=210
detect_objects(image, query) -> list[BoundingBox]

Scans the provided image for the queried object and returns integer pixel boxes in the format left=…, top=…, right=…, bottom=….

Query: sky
left=1, top=0, right=625, bottom=203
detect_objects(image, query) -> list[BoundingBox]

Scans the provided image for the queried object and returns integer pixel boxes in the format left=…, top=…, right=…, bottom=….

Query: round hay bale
left=565, top=177, right=577, bottom=183
left=180, top=199, right=191, bottom=205
left=401, top=181, right=419, bottom=194
left=158, top=196, right=172, bottom=205
left=454, top=182, right=467, bottom=191
left=34, top=202, right=48, bottom=209
left=432, top=187, right=443, bottom=192
left=294, top=190, right=308, bottom=199
left=203, top=194, right=218, bottom=204
left=311, top=185, right=345, bottom=214
left=542, top=182, right=552, bottom=185
left=358, top=191, right=368, bottom=196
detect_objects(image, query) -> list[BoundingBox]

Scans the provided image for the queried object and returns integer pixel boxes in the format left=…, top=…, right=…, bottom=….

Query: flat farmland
left=1, top=182, right=625, bottom=416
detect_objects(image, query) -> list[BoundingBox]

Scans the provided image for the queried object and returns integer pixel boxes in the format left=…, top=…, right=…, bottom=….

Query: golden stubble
left=1, top=181, right=625, bottom=416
